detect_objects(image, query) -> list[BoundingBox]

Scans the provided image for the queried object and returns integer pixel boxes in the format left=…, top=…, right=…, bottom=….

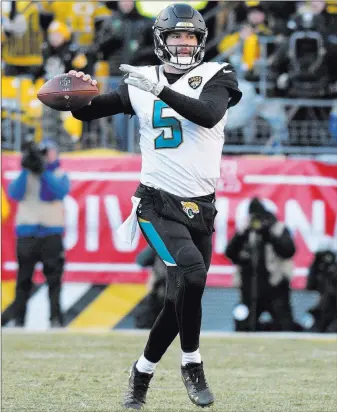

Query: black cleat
left=124, top=362, right=153, bottom=410
left=181, top=362, right=214, bottom=408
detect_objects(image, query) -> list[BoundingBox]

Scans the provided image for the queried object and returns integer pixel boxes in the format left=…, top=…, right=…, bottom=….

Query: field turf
left=2, top=331, right=336, bottom=412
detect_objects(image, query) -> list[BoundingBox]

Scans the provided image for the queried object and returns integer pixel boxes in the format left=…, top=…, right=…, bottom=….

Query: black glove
left=21, top=145, right=45, bottom=174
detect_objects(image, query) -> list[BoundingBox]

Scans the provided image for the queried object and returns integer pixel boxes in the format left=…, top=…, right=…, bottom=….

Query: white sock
left=136, top=354, right=157, bottom=374
left=182, top=349, right=201, bottom=366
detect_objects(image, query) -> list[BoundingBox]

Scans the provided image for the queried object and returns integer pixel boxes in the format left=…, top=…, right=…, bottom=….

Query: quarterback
left=71, top=3, right=242, bottom=409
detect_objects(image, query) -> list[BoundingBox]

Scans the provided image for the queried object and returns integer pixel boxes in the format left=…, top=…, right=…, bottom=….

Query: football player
left=70, top=3, right=242, bottom=409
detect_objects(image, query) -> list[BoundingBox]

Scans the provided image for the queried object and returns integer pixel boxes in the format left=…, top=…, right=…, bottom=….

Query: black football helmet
left=153, top=3, right=208, bottom=70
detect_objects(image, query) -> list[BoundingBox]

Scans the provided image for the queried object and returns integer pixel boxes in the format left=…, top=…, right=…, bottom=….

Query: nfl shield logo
left=188, top=76, right=202, bottom=89
left=59, top=77, right=72, bottom=88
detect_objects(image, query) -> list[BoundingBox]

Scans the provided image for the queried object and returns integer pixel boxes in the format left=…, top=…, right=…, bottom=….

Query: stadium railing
left=1, top=75, right=337, bottom=155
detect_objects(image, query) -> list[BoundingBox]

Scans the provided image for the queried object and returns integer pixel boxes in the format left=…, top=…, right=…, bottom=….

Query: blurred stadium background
left=1, top=1, right=336, bottom=331
left=1, top=2, right=337, bottom=411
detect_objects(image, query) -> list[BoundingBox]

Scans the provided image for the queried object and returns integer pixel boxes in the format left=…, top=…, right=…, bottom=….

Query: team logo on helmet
left=181, top=201, right=200, bottom=219
left=188, top=76, right=202, bottom=89
left=176, top=22, right=194, bottom=28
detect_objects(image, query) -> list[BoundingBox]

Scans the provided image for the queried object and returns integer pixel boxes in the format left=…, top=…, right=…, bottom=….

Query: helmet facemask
left=154, top=28, right=208, bottom=70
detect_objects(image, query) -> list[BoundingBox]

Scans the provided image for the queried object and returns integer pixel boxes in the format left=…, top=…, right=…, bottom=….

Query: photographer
left=133, top=246, right=166, bottom=329
left=225, top=197, right=299, bottom=332
left=7, top=139, right=70, bottom=327
left=305, top=239, right=337, bottom=333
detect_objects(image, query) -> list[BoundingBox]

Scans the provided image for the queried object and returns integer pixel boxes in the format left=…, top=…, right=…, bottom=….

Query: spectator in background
left=305, top=237, right=337, bottom=333
left=33, top=20, right=94, bottom=81
left=2, top=1, right=44, bottom=76
left=5, top=139, right=70, bottom=328
left=94, top=0, right=158, bottom=151
left=217, top=1, right=276, bottom=79
left=133, top=246, right=167, bottom=329
left=250, top=1, right=297, bottom=35
left=96, top=0, right=157, bottom=76
left=225, top=197, right=300, bottom=332
left=218, top=2, right=291, bottom=147
left=31, top=20, right=95, bottom=147
left=38, top=1, right=112, bottom=51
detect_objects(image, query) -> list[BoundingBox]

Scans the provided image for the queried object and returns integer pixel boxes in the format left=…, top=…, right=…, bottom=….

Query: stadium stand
left=1, top=0, right=337, bottom=155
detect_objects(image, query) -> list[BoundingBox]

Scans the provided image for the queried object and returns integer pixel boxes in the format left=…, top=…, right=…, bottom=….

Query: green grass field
left=2, top=331, right=336, bottom=412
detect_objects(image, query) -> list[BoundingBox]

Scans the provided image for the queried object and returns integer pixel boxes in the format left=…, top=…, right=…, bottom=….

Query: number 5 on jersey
left=153, top=100, right=183, bottom=149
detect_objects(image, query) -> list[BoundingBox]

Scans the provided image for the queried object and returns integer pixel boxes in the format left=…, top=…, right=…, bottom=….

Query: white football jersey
left=128, top=62, right=232, bottom=197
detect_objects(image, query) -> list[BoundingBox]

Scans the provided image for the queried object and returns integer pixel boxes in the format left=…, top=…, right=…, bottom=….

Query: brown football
left=37, top=74, right=99, bottom=111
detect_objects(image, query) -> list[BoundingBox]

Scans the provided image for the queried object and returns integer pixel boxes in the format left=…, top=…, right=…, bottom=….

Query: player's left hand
left=119, top=64, right=164, bottom=96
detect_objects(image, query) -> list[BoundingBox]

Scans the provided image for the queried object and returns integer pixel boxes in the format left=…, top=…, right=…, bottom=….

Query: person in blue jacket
left=7, top=139, right=70, bottom=327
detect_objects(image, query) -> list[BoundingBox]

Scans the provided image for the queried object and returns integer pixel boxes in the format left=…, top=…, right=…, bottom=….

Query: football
left=37, top=74, right=99, bottom=111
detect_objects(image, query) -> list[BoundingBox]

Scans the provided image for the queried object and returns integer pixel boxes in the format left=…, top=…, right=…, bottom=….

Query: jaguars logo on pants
left=181, top=201, right=200, bottom=219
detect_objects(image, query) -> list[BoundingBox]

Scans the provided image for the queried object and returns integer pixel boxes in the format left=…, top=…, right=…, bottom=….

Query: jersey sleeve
left=115, top=75, right=135, bottom=116
left=71, top=76, right=134, bottom=121
left=202, top=64, right=242, bottom=108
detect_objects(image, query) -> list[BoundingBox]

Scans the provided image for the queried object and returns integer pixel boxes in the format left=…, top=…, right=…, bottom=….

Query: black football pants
left=136, top=191, right=213, bottom=363
left=14, top=234, right=64, bottom=325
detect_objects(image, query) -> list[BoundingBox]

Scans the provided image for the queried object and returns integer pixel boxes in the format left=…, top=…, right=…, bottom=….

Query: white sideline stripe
left=61, top=282, right=92, bottom=311
left=5, top=171, right=337, bottom=186
left=2, top=329, right=336, bottom=341
left=244, top=175, right=337, bottom=187
left=4, top=171, right=141, bottom=181
left=3, top=261, right=308, bottom=276
left=116, top=330, right=337, bottom=341
left=3, top=262, right=141, bottom=272
left=25, top=285, right=49, bottom=330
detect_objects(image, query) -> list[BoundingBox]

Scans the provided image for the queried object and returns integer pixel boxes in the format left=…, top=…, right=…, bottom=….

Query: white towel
left=116, top=196, right=141, bottom=246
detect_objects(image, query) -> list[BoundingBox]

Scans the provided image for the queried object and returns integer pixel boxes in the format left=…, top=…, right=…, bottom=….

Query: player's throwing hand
left=67, top=70, right=97, bottom=87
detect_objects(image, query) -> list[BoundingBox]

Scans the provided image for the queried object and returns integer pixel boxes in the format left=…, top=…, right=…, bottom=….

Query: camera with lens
left=21, top=141, right=46, bottom=174
left=249, top=213, right=275, bottom=233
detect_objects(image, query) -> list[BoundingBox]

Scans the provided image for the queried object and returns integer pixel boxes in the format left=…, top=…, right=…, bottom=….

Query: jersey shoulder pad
left=201, top=61, right=231, bottom=70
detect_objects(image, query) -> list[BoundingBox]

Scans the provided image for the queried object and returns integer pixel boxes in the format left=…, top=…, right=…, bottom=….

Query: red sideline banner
left=2, top=154, right=337, bottom=289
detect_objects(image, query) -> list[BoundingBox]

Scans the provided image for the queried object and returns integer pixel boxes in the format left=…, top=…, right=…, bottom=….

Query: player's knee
left=185, top=265, right=207, bottom=294
left=175, top=245, right=203, bottom=269
left=175, top=245, right=207, bottom=291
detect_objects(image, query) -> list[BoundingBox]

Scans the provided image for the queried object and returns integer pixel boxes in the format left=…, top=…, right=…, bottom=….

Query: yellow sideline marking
left=1, top=281, right=16, bottom=311
left=68, top=284, right=147, bottom=329
left=62, top=148, right=126, bottom=157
